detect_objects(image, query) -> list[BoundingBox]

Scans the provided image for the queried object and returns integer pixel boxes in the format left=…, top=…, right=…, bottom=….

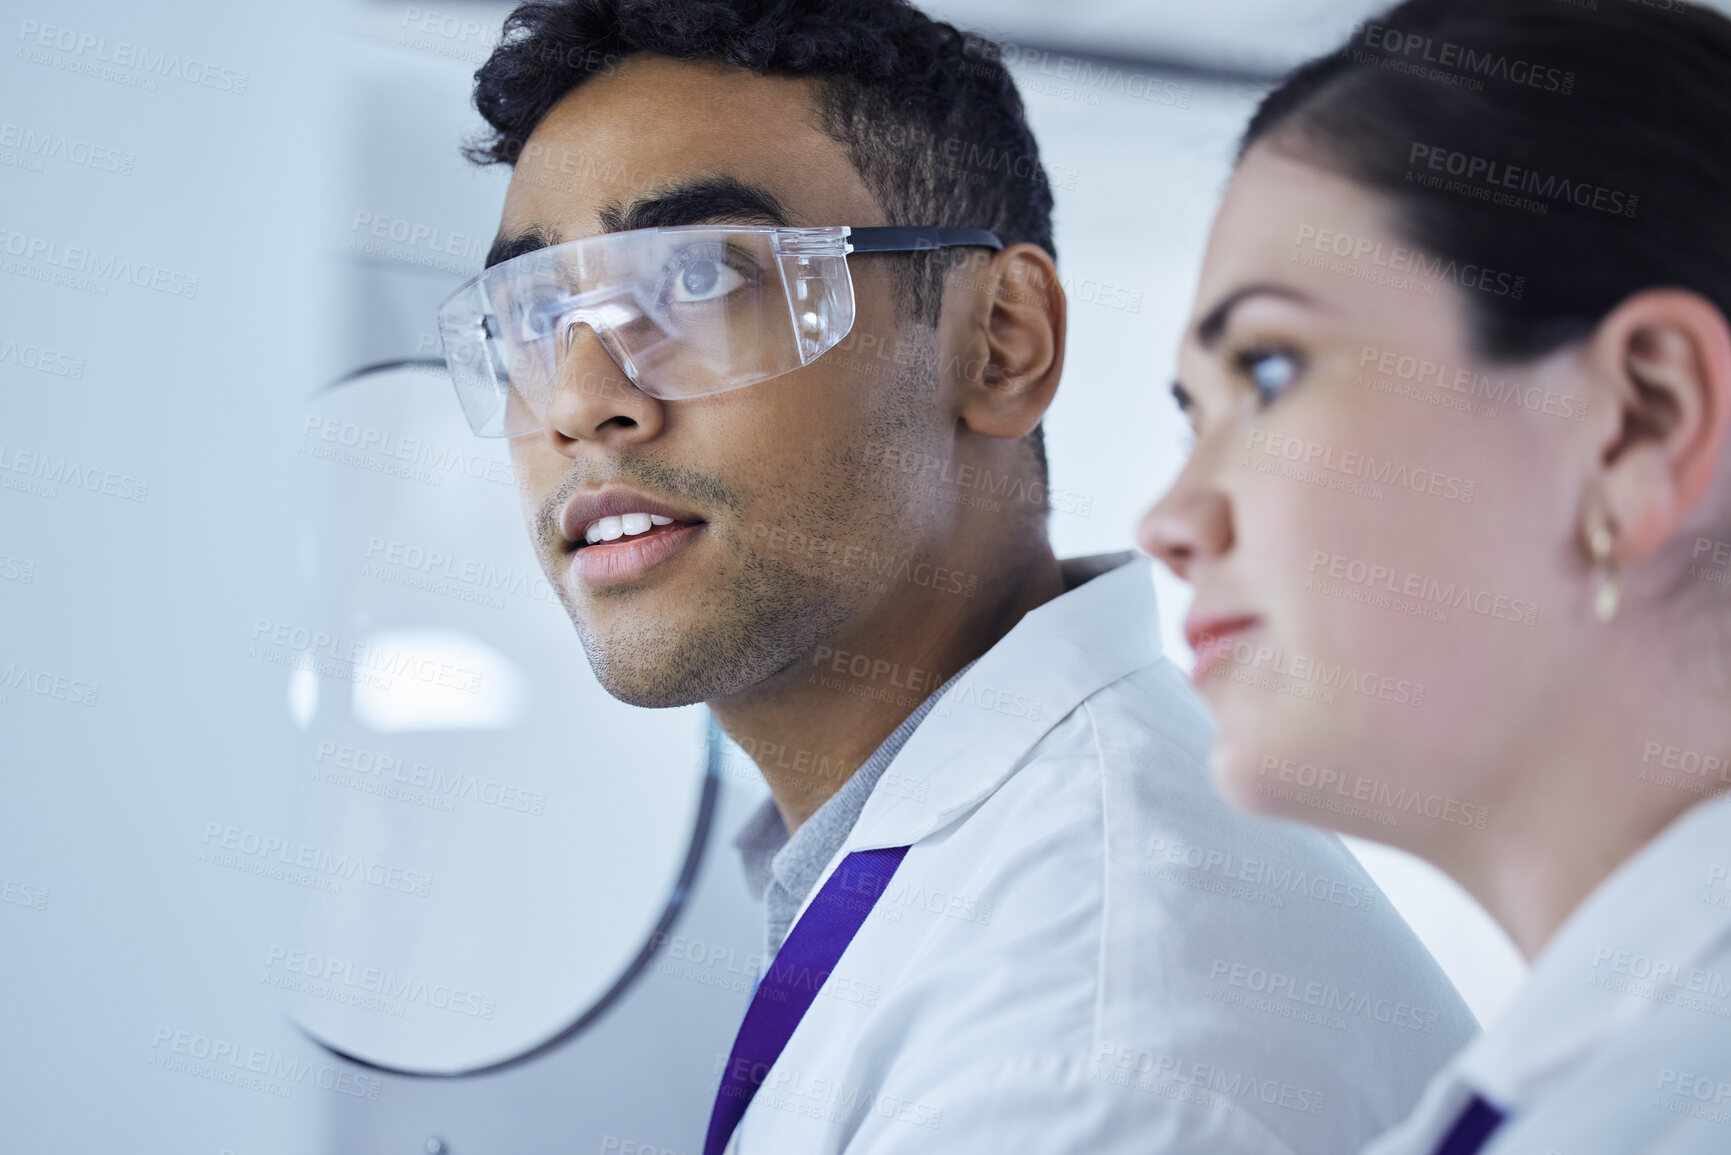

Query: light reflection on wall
left=350, top=628, right=526, bottom=732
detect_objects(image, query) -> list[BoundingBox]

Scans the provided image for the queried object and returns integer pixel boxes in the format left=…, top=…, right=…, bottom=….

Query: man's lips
left=1184, top=614, right=1261, bottom=685
left=571, top=522, right=703, bottom=586
left=558, top=487, right=707, bottom=551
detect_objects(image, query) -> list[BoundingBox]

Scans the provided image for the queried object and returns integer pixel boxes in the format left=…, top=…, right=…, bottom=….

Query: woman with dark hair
left=1139, top=0, right=1731, bottom=1151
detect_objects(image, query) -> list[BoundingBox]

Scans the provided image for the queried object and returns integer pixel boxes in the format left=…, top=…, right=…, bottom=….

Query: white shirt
left=1365, top=792, right=1731, bottom=1155
left=725, top=555, right=1476, bottom=1154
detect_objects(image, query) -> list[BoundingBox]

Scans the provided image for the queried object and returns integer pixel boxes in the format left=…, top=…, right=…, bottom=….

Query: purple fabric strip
left=702, top=844, right=911, bottom=1155
left=1433, top=1093, right=1507, bottom=1155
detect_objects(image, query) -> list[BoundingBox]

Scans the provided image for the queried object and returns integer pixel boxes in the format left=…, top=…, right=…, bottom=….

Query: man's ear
left=1581, top=289, right=1731, bottom=562
left=936, top=242, right=1066, bottom=440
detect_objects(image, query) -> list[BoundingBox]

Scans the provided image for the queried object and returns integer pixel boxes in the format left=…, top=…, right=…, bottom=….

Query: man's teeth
left=584, top=512, right=677, bottom=545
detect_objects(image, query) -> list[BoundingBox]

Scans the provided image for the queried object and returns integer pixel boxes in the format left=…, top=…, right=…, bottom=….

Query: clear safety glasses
left=436, top=225, right=1002, bottom=437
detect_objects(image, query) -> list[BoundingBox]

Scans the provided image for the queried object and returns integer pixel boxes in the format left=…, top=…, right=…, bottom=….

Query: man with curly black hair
left=440, top=2, right=1475, bottom=1152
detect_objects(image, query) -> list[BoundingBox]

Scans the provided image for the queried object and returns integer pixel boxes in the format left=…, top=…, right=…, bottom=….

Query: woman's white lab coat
left=1365, top=791, right=1731, bottom=1155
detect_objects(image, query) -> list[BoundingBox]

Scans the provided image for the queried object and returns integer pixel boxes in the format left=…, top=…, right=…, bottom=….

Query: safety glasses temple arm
left=843, top=227, right=1003, bottom=253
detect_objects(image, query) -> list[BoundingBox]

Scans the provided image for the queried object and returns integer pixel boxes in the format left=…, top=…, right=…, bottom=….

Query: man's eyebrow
left=485, top=225, right=562, bottom=270
left=482, top=176, right=793, bottom=271
left=596, top=175, right=793, bottom=233
left=1194, top=284, right=1317, bottom=349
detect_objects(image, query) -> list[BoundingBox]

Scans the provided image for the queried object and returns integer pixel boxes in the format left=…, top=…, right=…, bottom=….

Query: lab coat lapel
left=843, top=556, right=1163, bottom=853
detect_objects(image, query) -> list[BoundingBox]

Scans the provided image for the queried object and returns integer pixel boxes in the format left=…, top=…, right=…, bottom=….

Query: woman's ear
left=936, top=242, right=1066, bottom=440
left=1581, top=289, right=1731, bottom=561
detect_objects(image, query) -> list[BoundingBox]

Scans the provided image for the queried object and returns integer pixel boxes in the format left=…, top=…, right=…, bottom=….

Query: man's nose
left=539, top=322, right=666, bottom=452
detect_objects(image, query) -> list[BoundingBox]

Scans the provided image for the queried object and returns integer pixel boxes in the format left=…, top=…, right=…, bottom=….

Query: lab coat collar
left=1454, top=791, right=1731, bottom=1105
left=843, top=552, right=1162, bottom=853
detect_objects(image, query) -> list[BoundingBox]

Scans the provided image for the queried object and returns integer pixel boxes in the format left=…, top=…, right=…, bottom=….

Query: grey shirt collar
left=730, top=659, right=977, bottom=963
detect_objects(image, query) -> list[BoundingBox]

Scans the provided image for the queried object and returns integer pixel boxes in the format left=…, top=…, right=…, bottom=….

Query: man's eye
left=1235, top=347, right=1304, bottom=404
left=519, top=290, right=573, bottom=339
left=662, top=248, right=750, bottom=304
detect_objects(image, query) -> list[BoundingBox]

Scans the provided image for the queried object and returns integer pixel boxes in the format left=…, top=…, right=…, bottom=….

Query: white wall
left=1, top=3, right=334, bottom=1152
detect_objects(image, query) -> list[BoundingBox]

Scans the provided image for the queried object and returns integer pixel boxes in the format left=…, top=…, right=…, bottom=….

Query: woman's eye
left=663, top=250, right=749, bottom=304
left=1235, top=347, right=1304, bottom=404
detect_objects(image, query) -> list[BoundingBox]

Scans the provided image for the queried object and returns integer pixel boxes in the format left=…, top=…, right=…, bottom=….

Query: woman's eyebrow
left=1194, top=284, right=1317, bottom=349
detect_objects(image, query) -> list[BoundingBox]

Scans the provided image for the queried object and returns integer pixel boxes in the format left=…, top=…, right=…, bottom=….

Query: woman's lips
left=569, top=522, right=703, bottom=587
left=1187, top=616, right=1261, bottom=686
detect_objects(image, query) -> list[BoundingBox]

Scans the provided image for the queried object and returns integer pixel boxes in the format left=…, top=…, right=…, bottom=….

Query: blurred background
left=0, top=0, right=1606, bottom=1150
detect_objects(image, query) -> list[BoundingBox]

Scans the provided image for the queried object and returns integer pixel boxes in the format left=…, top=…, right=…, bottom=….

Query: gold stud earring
left=1588, top=522, right=1621, bottom=623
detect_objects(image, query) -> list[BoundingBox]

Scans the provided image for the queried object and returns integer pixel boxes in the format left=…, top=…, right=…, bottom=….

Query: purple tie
left=702, top=844, right=911, bottom=1155
left=1433, top=1094, right=1507, bottom=1155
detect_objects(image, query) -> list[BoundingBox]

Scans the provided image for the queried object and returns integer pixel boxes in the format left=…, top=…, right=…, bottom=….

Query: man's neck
left=710, top=542, right=1066, bottom=831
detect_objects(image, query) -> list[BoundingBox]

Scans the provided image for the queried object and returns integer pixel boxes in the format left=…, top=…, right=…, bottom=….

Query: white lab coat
left=1364, top=792, right=1731, bottom=1155
left=726, top=556, right=1476, bottom=1154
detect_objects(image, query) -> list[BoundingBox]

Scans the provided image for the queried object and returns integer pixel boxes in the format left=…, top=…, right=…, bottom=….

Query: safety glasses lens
left=436, top=227, right=856, bottom=437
